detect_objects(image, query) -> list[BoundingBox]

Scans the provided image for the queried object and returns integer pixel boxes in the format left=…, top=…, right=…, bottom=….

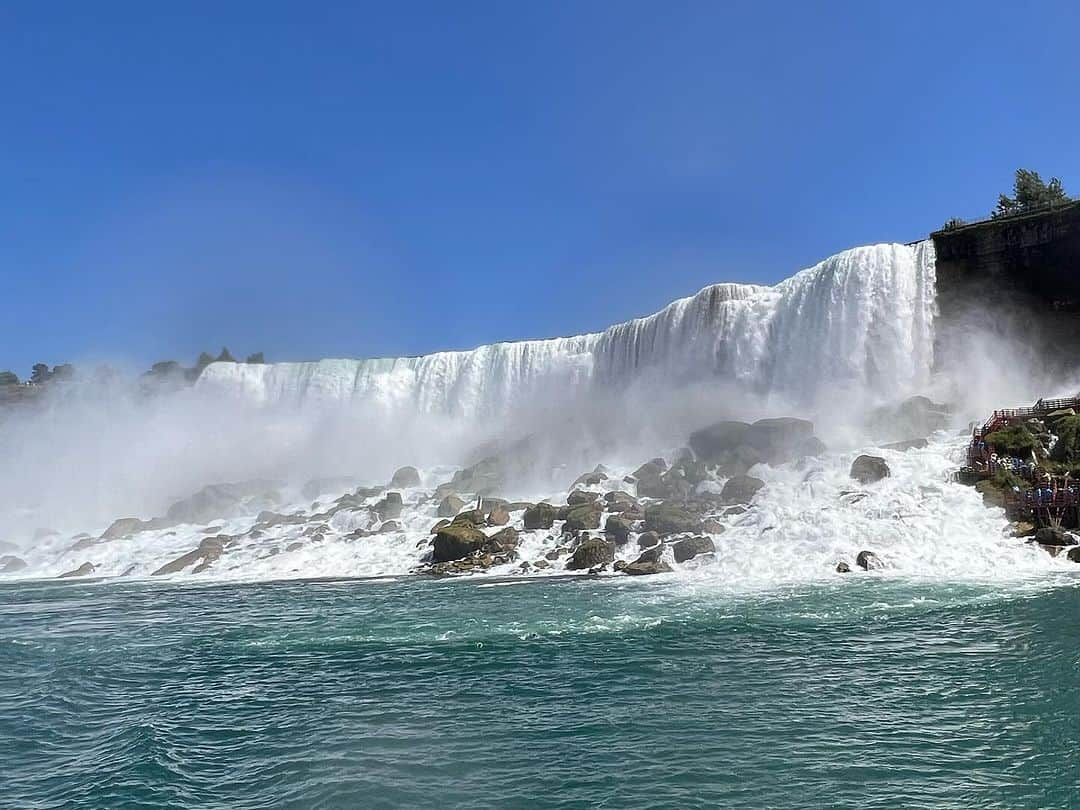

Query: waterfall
left=199, top=241, right=937, bottom=414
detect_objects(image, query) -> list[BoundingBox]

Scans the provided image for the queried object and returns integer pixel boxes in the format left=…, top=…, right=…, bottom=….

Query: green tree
left=245, top=352, right=265, bottom=364
left=941, top=217, right=966, bottom=231
left=0, top=371, right=19, bottom=386
left=195, top=352, right=215, bottom=371
left=993, top=169, right=1070, bottom=218
left=216, top=346, right=236, bottom=363
left=29, top=363, right=51, bottom=385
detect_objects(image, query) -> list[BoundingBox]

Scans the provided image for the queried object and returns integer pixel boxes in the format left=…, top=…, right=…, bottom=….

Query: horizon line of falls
left=198, top=241, right=938, bottom=416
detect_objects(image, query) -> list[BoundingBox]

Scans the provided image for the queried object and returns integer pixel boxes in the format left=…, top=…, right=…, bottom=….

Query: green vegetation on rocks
left=984, top=425, right=1039, bottom=457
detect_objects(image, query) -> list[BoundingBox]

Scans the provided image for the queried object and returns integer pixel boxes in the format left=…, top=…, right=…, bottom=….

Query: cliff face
left=932, top=202, right=1080, bottom=369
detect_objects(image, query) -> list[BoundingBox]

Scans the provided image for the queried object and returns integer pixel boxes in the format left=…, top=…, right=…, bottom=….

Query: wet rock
left=623, top=559, right=673, bottom=575
left=533, top=559, right=551, bottom=570
left=1010, top=521, right=1036, bottom=538
left=373, top=492, right=404, bottom=520
left=571, top=468, right=608, bottom=488
left=432, top=524, right=486, bottom=563
left=604, top=515, right=633, bottom=545
left=701, top=519, right=725, bottom=534
left=285, top=542, right=304, bottom=553
left=431, top=519, right=451, bottom=533
left=867, top=396, right=951, bottom=442
left=672, top=535, right=716, bottom=563
left=165, top=481, right=281, bottom=525
left=634, top=543, right=665, bottom=564
left=1035, top=527, right=1070, bottom=547
left=484, top=527, right=520, bottom=554
left=523, top=503, right=558, bottom=530
left=565, top=538, right=615, bottom=570
left=567, top=490, right=598, bottom=507
left=451, top=508, right=487, bottom=527
left=1067, top=547, right=1080, bottom=563
left=99, top=517, right=150, bottom=542
left=0, top=555, right=27, bottom=573
left=544, top=547, right=564, bottom=561
left=638, top=470, right=693, bottom=500
left=836, top=561, right=852, bottom=573
left=850, top=455, right=890, bottom=485
left=563, top=503, right=602, bottom=532
left=644, top=503, right=702, bottom=536
left=613, top=559, right=627, bottom=572
left=743, top=418, right=816, bottom=463
left=301, top=476, right=355, bottom=501
left=390, top=466, right=421, bottom=489
left=58, top=561, right=96, bottom=578
left=636, top=530, right=661, bottom=548
left=376, top=520, right=402, bottom=533
left=152, top=536, right=227, bottom=576
left=720, top=475, right=765, bottom=505
left=689, top=421, right=752, bottom=462
left=882, top=438, right=928, bottom=452
left=974, top=480, right=1007, bottom=509
left=487, top=506, right=511, bottom=526
left=449, top=456, right=503, bottom=496
left=437, top=494, right=466, bottom=518
left=604, top=491, right=637, bottom=511
left=856, top=550, right=884, bottom=571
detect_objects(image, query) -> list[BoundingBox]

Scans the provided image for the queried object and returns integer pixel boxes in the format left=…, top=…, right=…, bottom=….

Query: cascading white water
left=9, top=236, right=1060, bottom=588
left=198, top=242, right=938, bottom=415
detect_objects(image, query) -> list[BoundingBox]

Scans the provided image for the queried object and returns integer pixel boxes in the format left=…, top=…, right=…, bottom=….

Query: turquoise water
left=3, top=575, right=1080, bottom=808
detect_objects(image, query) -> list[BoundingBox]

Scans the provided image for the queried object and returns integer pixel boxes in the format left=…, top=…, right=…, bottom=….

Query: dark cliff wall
left=932, top=202, right=1080, bottom=370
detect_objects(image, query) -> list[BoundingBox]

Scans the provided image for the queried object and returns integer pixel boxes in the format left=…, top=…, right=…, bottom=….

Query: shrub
left=984, top=424, right=1039, bottom=457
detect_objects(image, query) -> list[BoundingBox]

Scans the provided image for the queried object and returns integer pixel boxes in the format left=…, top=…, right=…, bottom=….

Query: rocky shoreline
left=0, top=401, right=963, bottom=582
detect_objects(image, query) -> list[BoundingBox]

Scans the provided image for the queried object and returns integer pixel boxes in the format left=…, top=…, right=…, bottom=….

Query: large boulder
left=390, top=466, right=422, bottom=489
left=644, top=503, right=702, bottom=536
left=152, top=536, right=227, bottom=576
left=565, top=538, right=615, bottom=570
left=672, top=535, right=716, bottom=563
left=1035, top=527, right=1070, bottom=547
left=449, top=456, right=503, bottom=496
left=743, top=418, right=816, bottom=463
left=850, top=455, right=890, bottom=485
left=563, top=503, right=602, bottom=532
left=689, top=421, right=751, bottom=461
left=604, top=515, right=633, bottom=545
left=523, top=503, right=558, bottom=530
left=373, top=492, right=404, bottom=520
left=432, top=524, right=486, bottom=563
left=867, top=395, right=951, bottom=442
left=720, top=475, right=765, bottom=505
left=567, top=490, right=598, bottom=507
left=437, top=494, right=466, bottom=517
left=604, top=491, right=638, bottom=512
left=451, top=508, right=486, bottom=526
left=58, top=561, right=96, bottom=579
left=484, top=527, right=520, bottom=554
left=487, top=506, right=511, bottom=526
left=0, top=555, right=27, bottom=573
left=856, top=550, right=884, bottom=571
left=100, top=517, right=150, bottom=541
left=165, top=481, right=281, bottom=526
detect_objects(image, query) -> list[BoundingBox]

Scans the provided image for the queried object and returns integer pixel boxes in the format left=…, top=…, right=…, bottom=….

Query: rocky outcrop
left=672, top=535, right=715, bottom=563
left=563, top=503, right=602, bottom=532
left=152, top=536, right=227, bottom=576
left=484, top=527, right=520, bottom=554
left=373, top=492, right=404, bottom=520
left=58, top=561, right=96, bottom=578
left=604, top=515, right=633, bottom=545
left=437, top=494, right=466, bottom=517
left=523, top=503, right=557, bottom=530
left=856, top=550, right=884, bottom=571
left=689, top=421, right=751, bottom=461
left=850, top=455, right=890, bottom=485
left=431, top=524, right=486, bottom=563
left=487, top=506, right=511, bottom=526
left=836, top=561, right=851, bottom=573
left=565, top=538, right=615, bottom=570
left=720, top=475, right=764, bottom=504
left=644, top=503, right=701, bottom=536
left=390, top=466, right=421, bottom=489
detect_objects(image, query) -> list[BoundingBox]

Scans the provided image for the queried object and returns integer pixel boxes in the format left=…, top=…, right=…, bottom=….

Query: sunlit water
left=4, top=574, right=1080, bottom=809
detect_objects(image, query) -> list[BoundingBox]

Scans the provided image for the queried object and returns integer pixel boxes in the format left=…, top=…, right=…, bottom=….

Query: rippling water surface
left=3, top=575, right=1080, bottom=809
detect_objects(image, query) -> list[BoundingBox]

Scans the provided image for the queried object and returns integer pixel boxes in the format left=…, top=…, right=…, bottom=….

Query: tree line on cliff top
left=942, top=168, right=1072, bottom=230
left=0, top=348, right=265, bottom=388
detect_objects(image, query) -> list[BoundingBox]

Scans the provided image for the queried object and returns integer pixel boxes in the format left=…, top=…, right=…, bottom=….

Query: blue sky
left=2, top=1, right=1079, bottom=375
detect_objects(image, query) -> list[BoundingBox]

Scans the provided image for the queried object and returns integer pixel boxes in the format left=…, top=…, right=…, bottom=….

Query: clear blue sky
left=2, top=1, right=1078, bottom=375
